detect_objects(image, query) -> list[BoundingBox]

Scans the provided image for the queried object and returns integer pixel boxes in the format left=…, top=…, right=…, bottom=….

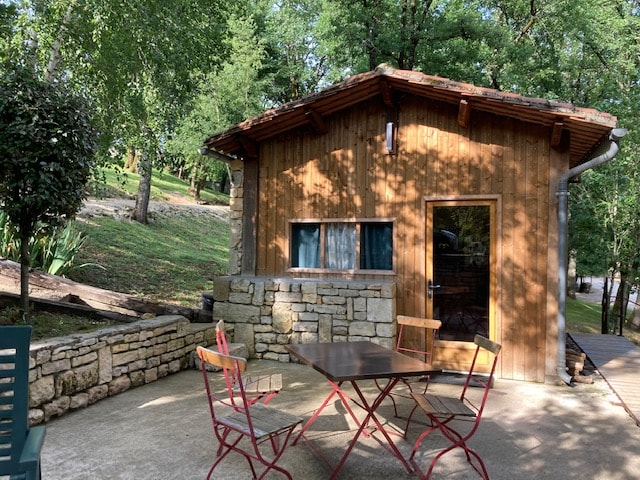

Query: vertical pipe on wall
left=556, top=128, right=627, bottom=384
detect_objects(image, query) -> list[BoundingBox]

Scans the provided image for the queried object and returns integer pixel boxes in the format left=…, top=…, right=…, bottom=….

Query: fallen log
left=0, top=291, right=138, bottom=323
left=0, top=258, right=195, bottom=319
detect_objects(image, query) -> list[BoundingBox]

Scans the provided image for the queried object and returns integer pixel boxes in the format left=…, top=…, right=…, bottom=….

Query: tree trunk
left=44, top=1, right=77, bottom=82
left=0, top=259, right=195, bottom=319
left=612, top=277, right=630, bottom=333
left=567, top=251, right=577, bottom=300
left=189, top=176, right=197, bottom=196
left=195, top=179, right=205, bottom=201
left=133, top=153, right=152, bottom=224
left=124, top=146, right=138, bottom=172
left=19, top=230, right=31, bottom=322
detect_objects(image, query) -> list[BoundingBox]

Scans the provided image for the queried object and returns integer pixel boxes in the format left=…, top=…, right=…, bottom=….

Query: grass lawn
left=92, top=166, right=229, bottom=206
left=1, top=167, right=230, bottom=339
left=567, top=297, right=640, bottom=346
left=68, top=209, right=229, bottom=309
left=66, top=167, right=230, bottom=309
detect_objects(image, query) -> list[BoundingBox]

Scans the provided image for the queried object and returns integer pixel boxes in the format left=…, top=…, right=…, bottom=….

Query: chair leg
left=208, top=432, right=251, bottom=480
left=209, top=428, right=297, bottom=480
left=403, top=403, right=419, bottom=437
left=410, top=416, right=489, bottom=480
left=254, top=428, right=297, bottom=480
left=262, top=391, right=278, bottom=405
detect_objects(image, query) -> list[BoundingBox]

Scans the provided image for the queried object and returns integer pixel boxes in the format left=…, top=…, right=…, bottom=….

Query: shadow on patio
left=42, top=359, right=640, bottom=479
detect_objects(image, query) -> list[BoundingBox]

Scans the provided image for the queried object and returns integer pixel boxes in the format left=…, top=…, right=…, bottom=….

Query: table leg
left=293, top=380, right=361, bottom=446
left=328, top=378, right=414, bottom=479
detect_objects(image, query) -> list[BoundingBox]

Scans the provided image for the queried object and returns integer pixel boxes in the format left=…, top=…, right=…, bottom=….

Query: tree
left=3, top=0, right=232, bottom=223
left=0, top=64, right=97, bottom=320
left=260, top=0, right=327, bottom=103
left=168, top=14, right=267, bottom=194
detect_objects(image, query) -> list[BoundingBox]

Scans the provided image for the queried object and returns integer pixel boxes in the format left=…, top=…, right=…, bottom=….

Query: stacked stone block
left=28, top=315, right=215, bottom=425
left=212, top=277, right=396, bottom=361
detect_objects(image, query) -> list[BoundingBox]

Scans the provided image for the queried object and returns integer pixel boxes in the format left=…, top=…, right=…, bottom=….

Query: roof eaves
left=204, top=66, right=617, bottom=162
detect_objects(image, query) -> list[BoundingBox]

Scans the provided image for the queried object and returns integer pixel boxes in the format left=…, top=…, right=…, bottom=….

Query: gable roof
left=202, top=65, right=617, bottom=168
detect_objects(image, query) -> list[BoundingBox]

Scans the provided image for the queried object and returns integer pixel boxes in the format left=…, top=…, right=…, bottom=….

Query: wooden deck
left=570, top=332, right=640, bottom=426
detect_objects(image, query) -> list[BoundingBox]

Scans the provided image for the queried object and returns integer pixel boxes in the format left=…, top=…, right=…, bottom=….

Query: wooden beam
left=304, top=107, right=328, bottom=135
left=457, top=99, right=471, bottom=128
left=551, top=121, right=564, bottom=147
left=241, top=157, right=259, bottom=275
left=237, top=134, right=258, bottom=159
left=380, top=79, right=394, bottom=107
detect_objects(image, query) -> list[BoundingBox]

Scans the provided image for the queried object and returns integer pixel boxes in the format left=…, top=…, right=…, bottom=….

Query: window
left=290, top=220, right=393, bottom=271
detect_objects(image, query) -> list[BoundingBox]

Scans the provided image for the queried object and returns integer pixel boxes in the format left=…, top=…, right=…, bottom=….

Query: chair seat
left=240, top=373, right=283, bottom=396
left=220, top=403, right=302, bottom=440
left=412, top=393, right=476, bottom=418
left=409, top=335, right=501, bottom=480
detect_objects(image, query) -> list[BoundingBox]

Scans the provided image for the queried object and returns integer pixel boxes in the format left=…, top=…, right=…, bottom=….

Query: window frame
left=288, top=218, right=396, bottom=274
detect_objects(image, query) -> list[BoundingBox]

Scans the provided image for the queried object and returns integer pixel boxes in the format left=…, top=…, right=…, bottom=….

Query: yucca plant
left=41, top=223, right=87, bottom=276
left=0, top=211, right=19, bottom=259
left=0, top=212, right=86, bottom=277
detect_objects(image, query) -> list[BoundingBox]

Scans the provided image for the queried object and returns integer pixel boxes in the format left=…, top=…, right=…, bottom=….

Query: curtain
left=292, top=224, right=320, bottom=268
left=325, top=223, right=356, bottom=269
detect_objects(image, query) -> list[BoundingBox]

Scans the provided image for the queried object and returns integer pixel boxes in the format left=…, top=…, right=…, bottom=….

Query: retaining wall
left=28, top=315, right=215, bottom=425
left=211, top=276, right=396, bottom=361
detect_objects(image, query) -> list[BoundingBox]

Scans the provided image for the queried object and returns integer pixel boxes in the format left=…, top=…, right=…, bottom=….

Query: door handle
left=427, top=279, right=441, bottom=299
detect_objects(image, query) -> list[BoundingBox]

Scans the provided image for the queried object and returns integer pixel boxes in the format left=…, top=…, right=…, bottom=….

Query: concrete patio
left=41, top=358, right=640, bottom=479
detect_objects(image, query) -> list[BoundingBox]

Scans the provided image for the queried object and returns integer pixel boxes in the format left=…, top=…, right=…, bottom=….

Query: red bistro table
left=285, top=341, right=441, bottom=479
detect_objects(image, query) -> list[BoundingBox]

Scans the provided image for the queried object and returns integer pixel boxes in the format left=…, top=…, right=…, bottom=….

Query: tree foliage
left=1, top=0, right=639, bottom=294
left=0, top=64, right=97, bottom=319
left=167, top=13, right=267, bottom=198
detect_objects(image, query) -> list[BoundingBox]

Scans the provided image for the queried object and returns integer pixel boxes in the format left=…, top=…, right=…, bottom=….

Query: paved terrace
left=41, top=356, right=640, bottom=479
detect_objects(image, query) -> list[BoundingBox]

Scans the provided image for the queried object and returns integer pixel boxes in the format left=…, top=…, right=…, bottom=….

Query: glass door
left=426, top=201, right=495, bottom=344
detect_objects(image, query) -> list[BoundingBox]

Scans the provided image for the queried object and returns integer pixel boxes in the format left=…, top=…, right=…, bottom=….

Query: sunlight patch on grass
left=68, top=213, right=228, bottom=309
left=94, top=167, right=228, bottom=206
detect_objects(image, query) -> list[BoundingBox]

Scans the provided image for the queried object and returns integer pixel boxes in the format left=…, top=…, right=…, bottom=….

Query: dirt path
left=79, top=197, right=229, bottom=223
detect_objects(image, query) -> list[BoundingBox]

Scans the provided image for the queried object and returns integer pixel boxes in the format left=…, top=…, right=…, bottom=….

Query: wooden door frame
left=421, top=195, right=502, bottom=373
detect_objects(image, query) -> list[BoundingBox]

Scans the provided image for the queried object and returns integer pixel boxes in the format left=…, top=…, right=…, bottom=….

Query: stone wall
left=212, top=276, right=396, bottom=361
left=28, top=315, right=215, bottom=425
left=227, top=160, right=244, bottom=275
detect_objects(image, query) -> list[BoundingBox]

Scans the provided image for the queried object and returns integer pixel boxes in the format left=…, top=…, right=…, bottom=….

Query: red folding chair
left=376, top=316, right=441, bottom=431
left=409, top=335, right=501, bottom=479
left=215, top=320, right=282, bottom=408
left=197, top=346, right=302, bottom=480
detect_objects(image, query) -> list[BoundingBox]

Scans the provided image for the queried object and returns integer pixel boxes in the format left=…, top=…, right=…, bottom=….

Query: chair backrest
left=214, top=320, right=240, bottom=404
left=396, top=315, right=442, bottom=363
left=0, top=325, right=32, bottom=473
left=215, top=319, right=229, bottom=355
left=460, top=334, right=501, bottom=417
left=197, top=346, right=249, bottom=417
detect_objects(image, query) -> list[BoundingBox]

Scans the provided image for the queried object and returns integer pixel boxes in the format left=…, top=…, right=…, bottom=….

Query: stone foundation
left=211, top=276, right=396, bottom=361
left=28, top=315, right=215, bottom=425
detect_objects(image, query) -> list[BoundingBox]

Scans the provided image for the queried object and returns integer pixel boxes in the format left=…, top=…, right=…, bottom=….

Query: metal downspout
left=556, top=128, right=627, bottom=384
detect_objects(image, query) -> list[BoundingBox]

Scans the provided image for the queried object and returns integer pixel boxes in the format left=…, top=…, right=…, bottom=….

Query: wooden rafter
left=237, top=134, right=258, bottom=159
left=458, top=99, right=471, bottom=129
left=304, top=107, right=328, bottom=135
left=380, top=79, right=394, bottom=107
left=551, top=121, right=564, bottom=147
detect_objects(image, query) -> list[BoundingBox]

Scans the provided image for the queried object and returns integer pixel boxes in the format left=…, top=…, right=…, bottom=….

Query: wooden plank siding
left=253, top=94, right=564, bottom=382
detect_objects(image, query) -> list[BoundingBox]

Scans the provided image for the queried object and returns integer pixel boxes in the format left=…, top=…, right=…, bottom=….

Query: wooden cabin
left=202, top=65, right=619, bottom=382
